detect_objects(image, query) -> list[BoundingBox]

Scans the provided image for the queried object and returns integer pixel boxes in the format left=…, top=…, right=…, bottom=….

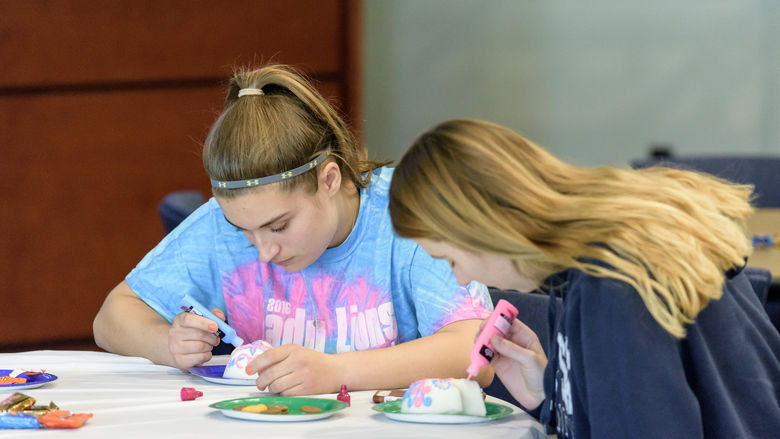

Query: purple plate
left=189, top=365, right=256, bottom=386
left=0, top=369, right=57, bottom=390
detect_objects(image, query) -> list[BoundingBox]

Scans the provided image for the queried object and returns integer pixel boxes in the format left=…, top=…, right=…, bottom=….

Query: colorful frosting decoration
left=222, top=340, right=273, bottom=379
left=401, top=378, right=486, bottom=416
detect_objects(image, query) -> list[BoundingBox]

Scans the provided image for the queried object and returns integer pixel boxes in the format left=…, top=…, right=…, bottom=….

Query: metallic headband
left=210, top=152, right=329, bottom=189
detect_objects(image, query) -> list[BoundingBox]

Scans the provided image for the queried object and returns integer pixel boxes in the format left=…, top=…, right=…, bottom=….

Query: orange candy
left=37, top=410, right=93, bottom=428
left=0, top=376, right=27, bottom=385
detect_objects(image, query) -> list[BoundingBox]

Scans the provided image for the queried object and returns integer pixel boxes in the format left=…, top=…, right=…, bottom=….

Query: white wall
left=362, top=0, right=780, bottom=166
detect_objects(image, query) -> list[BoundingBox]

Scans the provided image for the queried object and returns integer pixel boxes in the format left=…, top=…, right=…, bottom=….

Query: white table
left=0, top=350, right=547, bottom=438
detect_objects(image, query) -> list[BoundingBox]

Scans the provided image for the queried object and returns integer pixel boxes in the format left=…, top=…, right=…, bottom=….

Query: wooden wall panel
left=0, top=0, right=359, bottom=350
left=0, top=0, right=342, bottom=87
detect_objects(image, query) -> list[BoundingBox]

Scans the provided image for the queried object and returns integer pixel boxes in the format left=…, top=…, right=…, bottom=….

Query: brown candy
left=21, top=401, right=59, bottom=416
left=0, top=393, right=35, bottom=412
left=263, top=404, right=288, bottom=414
left=372, top=389, right=406, bottom=403
left=300, top=405, right=322, bottom=414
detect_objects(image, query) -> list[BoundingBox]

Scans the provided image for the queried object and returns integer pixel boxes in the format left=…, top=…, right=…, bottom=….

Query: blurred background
left=1, top=0, right=778, bottom=351
left=363, top=0, right=780, bottom=165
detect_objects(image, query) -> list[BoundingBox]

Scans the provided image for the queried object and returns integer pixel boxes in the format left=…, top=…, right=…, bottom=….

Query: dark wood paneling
left=1, top=80, right=342, bottom=345
left=0, top=0, right=342, bottom=87
left=0, top=0, right=358, bottom=349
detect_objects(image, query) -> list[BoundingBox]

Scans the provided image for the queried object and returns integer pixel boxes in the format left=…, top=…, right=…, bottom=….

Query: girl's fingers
left=210, top=308, right=226, bottom=322
left=490, top=334, right=538, bottom=364
left=170, top=321, right=220, bottom=347
left=174, top=311, right=219, bottom=332
left=504, top=319, right=543, bottom=352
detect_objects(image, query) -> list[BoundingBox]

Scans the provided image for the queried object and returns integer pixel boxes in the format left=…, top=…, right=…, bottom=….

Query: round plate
left=0, top=370, right=58, bottom=391
left=372, top=400, right=513, bottom=424
left=189, top=365, right=256, bottom=386
left=210, top=396, right=348, bottom=422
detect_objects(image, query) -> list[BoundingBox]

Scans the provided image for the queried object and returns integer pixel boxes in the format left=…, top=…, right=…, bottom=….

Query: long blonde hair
left=204, top=64, right=388, bottom=198
left=389, top=119, right=754, bottom=338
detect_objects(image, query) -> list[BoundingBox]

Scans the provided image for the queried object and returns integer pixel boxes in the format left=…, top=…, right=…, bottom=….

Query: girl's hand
left=248, top=344, right=340, bottom=396
left=167, top=309, right=223, bottom=371
left=490, top=319, right=548, bottom=409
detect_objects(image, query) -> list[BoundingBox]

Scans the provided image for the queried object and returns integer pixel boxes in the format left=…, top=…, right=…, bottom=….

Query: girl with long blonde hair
left=389, top=118, right=780, bottom=438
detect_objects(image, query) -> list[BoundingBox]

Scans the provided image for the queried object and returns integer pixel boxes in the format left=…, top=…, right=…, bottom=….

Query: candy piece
left=232, top=405, right=248, bottom=411
left=401, top=378, right=486, bottom=416
left=264, top=404, right=288, bottom=414
left=37, top=410, right=93, bottom=429
left=0, top=413, right=40, bottom=429
left=337, top=384, right=351, bottom=406
left=0, top=376, right=27, bottom=385
left=300, top=405, right=323, bottom=414
left=240, top=404, right=268, bottom=413
left=0, top=412, right=41, bottom=429
left=180, top=387, right=203, bottom=401
left=373, top=389, right=406, bottom=403
left=21, top=401, right=59, bottom=417
left=222, top=340, right=273, bottom=379
left=0, top=393, right=35, bottom=412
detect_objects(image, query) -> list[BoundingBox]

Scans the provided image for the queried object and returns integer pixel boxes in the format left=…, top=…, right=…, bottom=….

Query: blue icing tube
left=178, top=294, right=244, bottom=347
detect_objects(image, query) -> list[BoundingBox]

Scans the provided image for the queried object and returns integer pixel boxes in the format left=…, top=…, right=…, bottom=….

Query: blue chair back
left=158, top=190, right=206, bottom=233
left=631, top=155, right=780, bottom=208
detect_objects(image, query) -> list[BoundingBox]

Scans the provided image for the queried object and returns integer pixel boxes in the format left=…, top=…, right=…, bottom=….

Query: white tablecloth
left=0, top=350, right=547, bottom=438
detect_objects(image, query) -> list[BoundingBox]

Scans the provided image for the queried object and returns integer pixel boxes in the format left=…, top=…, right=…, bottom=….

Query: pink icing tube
left=466, top=299, right=519, bottom=380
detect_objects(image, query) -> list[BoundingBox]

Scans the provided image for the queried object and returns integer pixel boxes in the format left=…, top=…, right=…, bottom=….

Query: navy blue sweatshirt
left=539, top=266, right=780, bottom=438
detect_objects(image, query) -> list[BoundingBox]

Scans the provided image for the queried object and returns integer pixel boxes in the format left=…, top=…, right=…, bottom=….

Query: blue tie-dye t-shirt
left=126, top=167, right=492, bottom=353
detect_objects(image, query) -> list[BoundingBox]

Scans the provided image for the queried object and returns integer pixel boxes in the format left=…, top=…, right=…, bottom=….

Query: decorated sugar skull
left=222, top=340, right=273, bottom=379
left=400, top=378, right=485, bottom=416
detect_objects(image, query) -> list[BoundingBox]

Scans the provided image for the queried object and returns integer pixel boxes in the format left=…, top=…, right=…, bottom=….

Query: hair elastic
left=237, top=88, right=264, bottom=97
left=210, top=152, right=329, bottom=189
